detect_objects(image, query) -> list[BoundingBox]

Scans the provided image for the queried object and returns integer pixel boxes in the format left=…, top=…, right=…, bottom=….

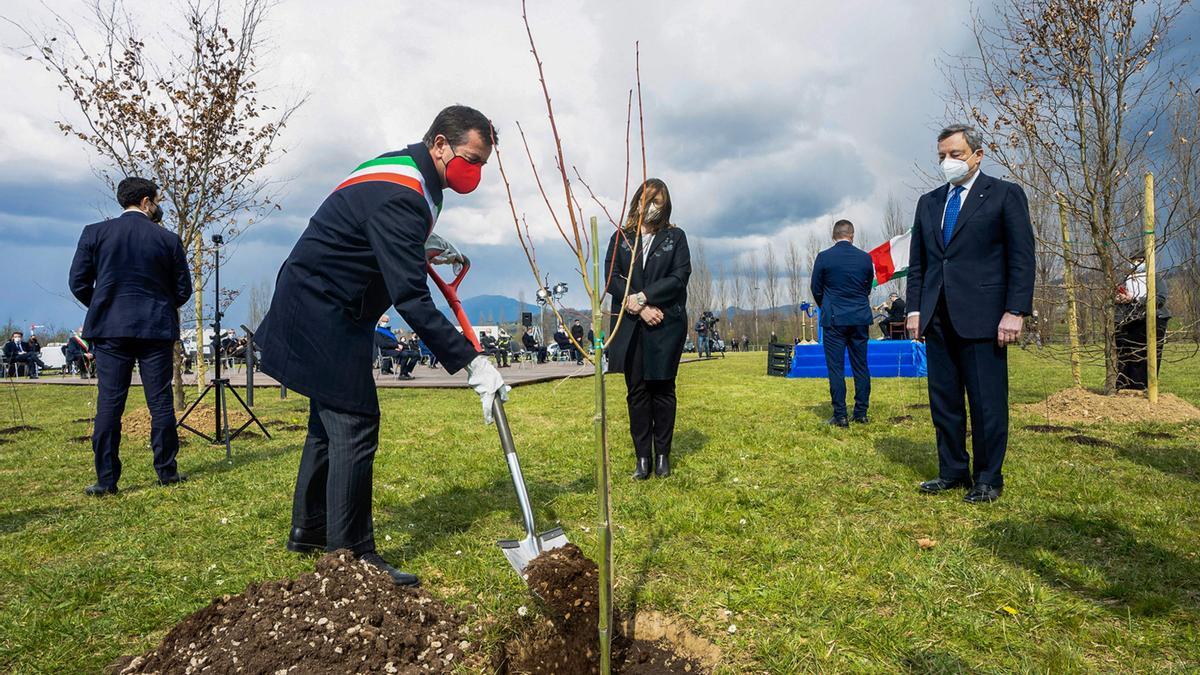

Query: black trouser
left=924, top=299, right=1009, bottom=487
left=398, top=349, right=420, bottom=375
left=91, top=338, right=180, bottom=488
left=292, top=398, right=380, bottom=554
left=492, top=348, right=509, bottom=367
left=624, top=326, right=677, bottom=459
left=379, top=349, right=399, bottom=374
left=823, top=324, right=871, bottom=419
left=6, top=353, right=38, bottom=377
left=1116, top=318, right=1168, bottom=390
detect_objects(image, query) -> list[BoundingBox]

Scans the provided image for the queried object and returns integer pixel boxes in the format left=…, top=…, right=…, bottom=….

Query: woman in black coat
left=604, top=178, right=691, bottom=479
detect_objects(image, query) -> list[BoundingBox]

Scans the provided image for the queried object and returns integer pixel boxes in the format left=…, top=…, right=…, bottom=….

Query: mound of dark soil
left=505, top=544, right=707, bottom=674
left=115, top=550, right=480, bottom=674
left=1022, top=424, right=1078, bottom=434
left=1134, top=430, right=1176, bottom=440
left=1064, top=434, right=1115, bottom=448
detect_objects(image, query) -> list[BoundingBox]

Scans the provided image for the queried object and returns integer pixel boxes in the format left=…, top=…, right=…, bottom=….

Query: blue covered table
left=788, top=339, right=926, bottom=378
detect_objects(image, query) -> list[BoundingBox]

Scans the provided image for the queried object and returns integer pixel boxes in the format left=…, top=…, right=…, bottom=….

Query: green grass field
left=1, top=349, right=1198, bottom=673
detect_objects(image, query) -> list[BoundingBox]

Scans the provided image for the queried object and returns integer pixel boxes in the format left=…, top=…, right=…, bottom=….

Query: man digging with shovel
left=255, top=105, right=509, bottom=586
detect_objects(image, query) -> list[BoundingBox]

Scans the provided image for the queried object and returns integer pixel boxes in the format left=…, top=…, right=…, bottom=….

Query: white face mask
left=941, top=157, right=970, bottom=184
left=645, top=203, right=662, bottom=223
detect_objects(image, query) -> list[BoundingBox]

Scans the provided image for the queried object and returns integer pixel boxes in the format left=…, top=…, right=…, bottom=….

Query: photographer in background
left=68, top=176, right=193, bottom=496
left=694, top=314, right=711, bottom=358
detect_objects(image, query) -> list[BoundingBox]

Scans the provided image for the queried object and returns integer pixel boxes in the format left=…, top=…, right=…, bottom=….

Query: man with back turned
left=68, top=177, right=193, bottom=496
left=906, top=124, right=1035, bottom=504
left=810, top=219, right=875, bottom=427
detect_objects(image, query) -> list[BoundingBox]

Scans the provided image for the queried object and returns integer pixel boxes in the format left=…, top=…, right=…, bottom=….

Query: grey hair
left=938, top=124, right=983, bottom=152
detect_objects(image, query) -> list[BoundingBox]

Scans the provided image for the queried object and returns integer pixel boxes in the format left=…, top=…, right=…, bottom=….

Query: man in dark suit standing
left=810, top=220, right=875, bottom=427
left=69, top=177, right=193, bottom=496
left=906, top=125, right=1035, bottom=504
left=254, top=105, right=507, bottom=586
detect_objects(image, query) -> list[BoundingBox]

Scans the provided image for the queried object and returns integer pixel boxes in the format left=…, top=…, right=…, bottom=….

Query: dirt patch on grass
left=0, top=425, right=41, bottom=435
left=907, top=403, right=930, bottom=410
left=1022, top=424, right=1079, bottom=434
left=72, top=417, right=94, bottom=424
left=1064, top=434, right=1116, bottom=448
left=506, top=544, right=712, bottom=673
left=1019, top=387, right=1200, bottom=425
left=889, top=415, right=914, bottom=424
left=114, top=550, right=482, bottom=674
left=266, top=420, right=307, bottom=432
left=70, top=435, right=92, bottom=443
left=123, top=405, right=252, bottom=438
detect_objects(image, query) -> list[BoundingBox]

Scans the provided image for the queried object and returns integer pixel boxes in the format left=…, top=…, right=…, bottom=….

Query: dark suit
left=906, top=172, right=1035, bottom=487
left=1115, top=273, right=1170, bottom=390
left=604, top=227, right=691, bottom=459
left=69, top=210, right=193, bottom=488
left=255, top=143, right=479, bottom=554
left=879, top=298, right=907, bottom=338
left=3, top=340, right=39, bottom=377
left=810, top=239, right=874, bottom=419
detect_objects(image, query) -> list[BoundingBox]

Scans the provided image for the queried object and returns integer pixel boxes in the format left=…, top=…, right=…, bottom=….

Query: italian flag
left=869, top=229, right=911, bottom=287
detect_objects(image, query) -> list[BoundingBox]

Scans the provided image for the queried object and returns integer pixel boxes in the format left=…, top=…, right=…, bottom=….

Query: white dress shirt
left=640, top=231, right=655, bottom=268
left=908, top=169, right=983, bottom=318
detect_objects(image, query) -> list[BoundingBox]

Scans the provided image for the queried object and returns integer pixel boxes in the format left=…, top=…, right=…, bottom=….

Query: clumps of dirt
left=124, top=405, right=250, bottom=438
left=1022, top=424, right=1079, bottom=434
left=907, top=403, right=930, bottom=410
left=0, top=425, right=41, bottom=435
left=889, top=415, right=914, bottom=424
left=70, top=435, right=92, bottom=443
left=72, top=417, right=94, bottom=424
left=267, top=420, right=307, bottom=432
left=115, top=550, right=481, bottom=674
left=1064, top=434, right=1116, bottom=448
left=1019, top=387, right=1200, bottom=425
left=1135, top=430, right=1176, bottom=440
left=505, top=544, right=710, bottom=674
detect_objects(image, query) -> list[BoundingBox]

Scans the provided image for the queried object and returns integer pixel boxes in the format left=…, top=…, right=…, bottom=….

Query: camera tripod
left=177, top=234, right=270, bottom=459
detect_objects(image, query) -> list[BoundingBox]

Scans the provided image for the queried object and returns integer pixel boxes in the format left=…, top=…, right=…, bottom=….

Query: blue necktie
left=943, top=185, right=964, bottom=247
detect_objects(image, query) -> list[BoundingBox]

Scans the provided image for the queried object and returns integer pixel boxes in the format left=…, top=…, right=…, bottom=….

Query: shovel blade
left=498, top=527, right=571, bottom=576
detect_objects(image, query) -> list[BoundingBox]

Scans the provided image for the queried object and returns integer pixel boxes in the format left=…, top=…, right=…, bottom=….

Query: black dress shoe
left=919, top=477, right=973, bottom=493
left=852, top=415, right=869, bottom=424
left=157, top=474, right=188, bottom=487
left=286, top=526, right=327, bottom=555
left=963, top=483, right=1003, bottom=504
left=358, top=552, right=420, bottom=586
left=826, top=416, right=849, bottom=428
left=655, top=454, right=671, bottom=478
left=632, top=457, right=651, bottom=480
left=84, top=484, right=118, bottom=497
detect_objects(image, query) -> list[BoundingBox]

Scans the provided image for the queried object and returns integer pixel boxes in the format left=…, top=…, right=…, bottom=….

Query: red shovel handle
left=427, top=260, right=482, bottom=352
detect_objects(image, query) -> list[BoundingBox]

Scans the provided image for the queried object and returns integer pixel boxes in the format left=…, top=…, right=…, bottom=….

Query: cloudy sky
left=0, top=0, right=985, bottom=331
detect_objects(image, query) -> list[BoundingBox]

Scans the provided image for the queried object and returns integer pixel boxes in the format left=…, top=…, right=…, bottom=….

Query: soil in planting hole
left=889, top=415, right=913, bottom=424
left=113, top=550, right=484, bottom=674
left=1064, top=434, right=1115, bottom=448
left=0, top=425, right=41, bottom=435
left=1022, top=424, right=1078, bottom=434
left=503, top=544, right=712, bottom=674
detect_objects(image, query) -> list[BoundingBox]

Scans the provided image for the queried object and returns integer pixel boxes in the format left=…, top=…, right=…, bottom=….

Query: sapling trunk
left=591, top=216, right=613, bottom=673
left=1056, top=194, right=1082, bottom=388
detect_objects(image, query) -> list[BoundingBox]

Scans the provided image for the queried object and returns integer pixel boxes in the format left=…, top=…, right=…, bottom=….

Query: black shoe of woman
left=655, top=454, right=670, bottom=478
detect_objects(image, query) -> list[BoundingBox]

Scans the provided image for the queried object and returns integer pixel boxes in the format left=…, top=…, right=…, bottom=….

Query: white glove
left=466, top=355, right=510, bottom=424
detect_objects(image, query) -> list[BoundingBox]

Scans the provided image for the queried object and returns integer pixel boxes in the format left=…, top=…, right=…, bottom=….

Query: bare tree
left=763, top=246, right=780, bottom=341
left=944, top=0, right=1193, bottom=391
left=11, top=0, right=304, bottom=407
left=786, top=239, right=805, bottom=341
left=245, top=279, right=272, bottom=332
left=746, top=256, right=762, bottom=348
left=687, top=238, right=714, bottom=330
left=731, top=259, right=747, bottom=343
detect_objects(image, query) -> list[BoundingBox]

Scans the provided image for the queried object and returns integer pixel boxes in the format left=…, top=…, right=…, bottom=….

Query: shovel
left=424, top=234, right=570, bottom=576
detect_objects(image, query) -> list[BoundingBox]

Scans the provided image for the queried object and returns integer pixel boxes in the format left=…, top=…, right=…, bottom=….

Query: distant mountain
left=431, top=294, right=535, bottom=324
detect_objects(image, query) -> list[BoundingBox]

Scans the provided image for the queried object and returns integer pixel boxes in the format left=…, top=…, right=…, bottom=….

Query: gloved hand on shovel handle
left=466, top=354, right=510, bottom=424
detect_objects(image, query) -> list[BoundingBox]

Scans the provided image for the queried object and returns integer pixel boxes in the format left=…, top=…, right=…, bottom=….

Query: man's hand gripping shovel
left=424, top=234, right=570, bottom=578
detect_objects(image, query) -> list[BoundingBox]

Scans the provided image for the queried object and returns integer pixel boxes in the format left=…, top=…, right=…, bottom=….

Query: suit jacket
left=255, top=143, right=478, bottom=415
left=1116, top=273, right=1171, bottom=324
left=3, top=340, right=32, bottom=359
left=886, top=298, right=907, bottom=322
left=604, top=226, right=692, bottom=379
left=68, top=211, right=192, bottom=340
left=810, top=240, right=874, bottom=327
left=905, top=173, right=1036, bottom=339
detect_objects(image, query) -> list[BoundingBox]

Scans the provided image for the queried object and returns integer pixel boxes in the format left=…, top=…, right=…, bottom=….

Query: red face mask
left=445, top=154, right=483, bottom=194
